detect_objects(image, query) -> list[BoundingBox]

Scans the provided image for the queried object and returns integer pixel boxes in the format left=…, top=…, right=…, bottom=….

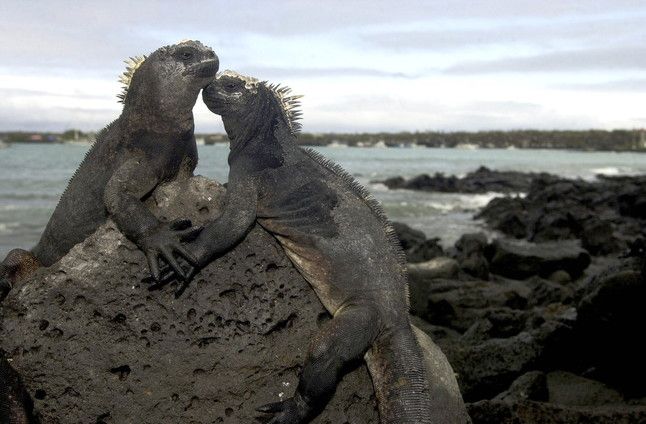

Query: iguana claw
left=143, top=263, right=199, bottom=298
left=140, top=218, right=202, bottom=282
left=256, top=395, right=311, bottom=424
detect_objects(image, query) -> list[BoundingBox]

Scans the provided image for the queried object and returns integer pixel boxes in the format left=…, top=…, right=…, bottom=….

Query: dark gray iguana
left=155, top=71, right=469, bottom=423
left=0, top=40, right=219, bottom=302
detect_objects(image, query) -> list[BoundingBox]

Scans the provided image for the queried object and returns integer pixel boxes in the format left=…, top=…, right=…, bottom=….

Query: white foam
left=592, top=167, right=622, bottom=176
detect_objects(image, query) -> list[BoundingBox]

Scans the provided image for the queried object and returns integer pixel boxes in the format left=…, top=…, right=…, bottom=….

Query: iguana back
left=190, top=71, right=470, bottom=423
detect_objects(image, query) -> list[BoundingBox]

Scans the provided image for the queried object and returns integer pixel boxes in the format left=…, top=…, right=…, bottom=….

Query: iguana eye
left=224, top=81, right=241, bottom=91
left=175, top=47, right=196, bottom=61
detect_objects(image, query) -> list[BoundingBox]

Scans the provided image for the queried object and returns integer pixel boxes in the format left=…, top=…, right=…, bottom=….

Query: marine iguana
left=0, top=40, right=219, bottom=302
left=155, top=71, right=469, bottom=423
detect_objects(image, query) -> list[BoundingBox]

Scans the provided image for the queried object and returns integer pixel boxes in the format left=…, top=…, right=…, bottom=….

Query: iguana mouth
left=183, top=58, right=219, bottom=82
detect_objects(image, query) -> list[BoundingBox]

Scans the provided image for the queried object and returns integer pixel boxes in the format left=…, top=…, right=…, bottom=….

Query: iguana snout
left=202, top=70, right=262, bottom=116
left=184, top=58, right=219, bottom=80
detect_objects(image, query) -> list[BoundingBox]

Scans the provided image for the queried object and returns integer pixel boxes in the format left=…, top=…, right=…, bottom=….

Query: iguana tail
left=365, top=323, right=470, bottom=424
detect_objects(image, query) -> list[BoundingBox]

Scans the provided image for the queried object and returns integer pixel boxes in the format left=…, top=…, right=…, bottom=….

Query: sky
left=0, top=0, right=644, bottom=133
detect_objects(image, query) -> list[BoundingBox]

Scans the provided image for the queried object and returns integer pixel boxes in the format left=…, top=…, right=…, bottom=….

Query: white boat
left=455, top=143, right=479, bottom=150
left=328, top=141, right=348, bottom=148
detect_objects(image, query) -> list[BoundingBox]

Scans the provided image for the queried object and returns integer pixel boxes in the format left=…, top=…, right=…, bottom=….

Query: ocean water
left=1, top=143, right=645, bottom=258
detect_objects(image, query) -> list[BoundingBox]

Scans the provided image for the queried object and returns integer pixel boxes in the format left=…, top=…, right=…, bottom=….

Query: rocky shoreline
left=390, top=168, right=646, bottom=422
left=1, top=170, right=645, bottom=423
left=377, top=166, right=548, bottom=194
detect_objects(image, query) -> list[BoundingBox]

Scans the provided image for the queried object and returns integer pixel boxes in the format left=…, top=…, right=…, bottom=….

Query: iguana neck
left=224, top=108, right=293, bottom=165
left=122, top=105, right=195, bottom=136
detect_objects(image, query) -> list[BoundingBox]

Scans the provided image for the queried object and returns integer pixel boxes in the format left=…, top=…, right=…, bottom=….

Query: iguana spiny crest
left=117, top=55, right=147, bottom=103
left=211, top=70, right=304, bottom=135
left=265, top=81, right=303, bottom=134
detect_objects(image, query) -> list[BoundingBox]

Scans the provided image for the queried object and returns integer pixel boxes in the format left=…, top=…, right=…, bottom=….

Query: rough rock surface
left=391, top=222, right=444, bottom=263
left=388, top=170, right=646, bottom=423
left=477, top=174, right=646, bottom=255
left=574, top=257, right=646, bottom=396
left=408, top=257, right=460, bottom=281
left=488, top=238, right=591, bottom=280
left=377, top=167, right=547, bottom=194
left=0, top=177, right=381, bottom=423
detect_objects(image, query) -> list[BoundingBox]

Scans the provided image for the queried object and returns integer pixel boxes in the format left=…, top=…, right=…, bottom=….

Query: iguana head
left=120, top=40, right=219, bottom=122
left=202, top=70, right=302, bottom=140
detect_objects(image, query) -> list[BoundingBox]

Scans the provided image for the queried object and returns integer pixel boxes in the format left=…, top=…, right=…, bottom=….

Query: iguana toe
left=257, top=396, right=311, bottom=424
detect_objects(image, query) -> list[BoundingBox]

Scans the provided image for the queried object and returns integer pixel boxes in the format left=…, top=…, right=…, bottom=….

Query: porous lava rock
left=0, top=177, right=381, bottom=423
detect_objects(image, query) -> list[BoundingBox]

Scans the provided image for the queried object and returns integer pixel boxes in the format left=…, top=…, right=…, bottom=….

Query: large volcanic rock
left=378, top=167, right=546, bottom=194
left=0, top=177, right=387, bottom=423
left=488, top=238, right=591, bottom=280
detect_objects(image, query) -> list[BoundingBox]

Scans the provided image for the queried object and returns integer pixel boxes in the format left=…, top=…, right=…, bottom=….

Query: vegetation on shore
left=1, top=129, right=645, bottom=151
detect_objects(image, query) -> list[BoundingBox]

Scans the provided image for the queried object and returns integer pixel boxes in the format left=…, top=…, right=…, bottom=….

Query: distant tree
left=61, top=129, right=85, bottom=141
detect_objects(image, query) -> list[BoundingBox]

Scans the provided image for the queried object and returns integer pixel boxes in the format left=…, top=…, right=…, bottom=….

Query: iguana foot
left=143, top=263, right=198, bottom=298
left=0, top=249, right=40, bottom=302
left=140, top=218, right=202, bottom=282
left=257, top=394, right=312, bottom=424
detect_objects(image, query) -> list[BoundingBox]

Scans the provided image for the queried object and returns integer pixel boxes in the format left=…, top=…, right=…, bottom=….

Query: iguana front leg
left=104, top=157, right=201, bottom=281
left=149, top=171, right=258, bottom=294
left=190, top=172, right=258, bottom=267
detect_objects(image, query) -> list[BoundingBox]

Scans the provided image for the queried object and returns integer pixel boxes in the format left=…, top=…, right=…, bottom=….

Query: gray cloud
left=362, top=16, right=645, bottom=52
left=1, top=0, right=644, bottom=132
left=0, top=87, right=109, bottom=100
left=446, top=46, right=646, bottom=74
left=558, top=78, right=646, bottom=92
left=237, top=66, right=416, bottom=80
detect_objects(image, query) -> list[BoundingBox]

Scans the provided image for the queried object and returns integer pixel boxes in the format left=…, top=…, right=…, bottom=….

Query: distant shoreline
left=1, top=129, right=645, bottom=152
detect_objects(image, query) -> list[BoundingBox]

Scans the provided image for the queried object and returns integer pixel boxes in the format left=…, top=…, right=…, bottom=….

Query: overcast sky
left=0, top=0, right=644, bottom=133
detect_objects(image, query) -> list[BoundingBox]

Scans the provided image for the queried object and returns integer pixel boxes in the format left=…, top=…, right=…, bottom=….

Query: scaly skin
left=0, top=40, right=219, bottom=302
left=0, top=40, right=219, bottom=422
left=157, top=71, right=469, bottom=423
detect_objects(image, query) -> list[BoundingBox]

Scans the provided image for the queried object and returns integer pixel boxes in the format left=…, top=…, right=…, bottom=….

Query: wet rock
left=391, top=222, right=444, bottom=263
left=467, top=399, right=646, bottom=424
left=0, top=177, right=404, bottom=424
left=391, top=221, right=425, bottom=250
left=475, top=197, right=528, bottom=239
left=494, top=371, right=548, bottom=403
left=575, top=258, right=646, bottom=397
left=580, top=217, right=618, bottom=255
left=378, top=167, right=546, bottom=194
left=470, top=364, right=643, bottom=421
left=548, top=270, right=571, bottom=284
left=526, top=277, right=575, bottom=307
left=546, top=371, right=624, bottom=406
left=478, top=174, right=646, bottom=256
left=408, top=257, right=459, bottom=281
left=409, top=315, right=461, bottom=345
left=454, top=233, right=490, bottom=279
left=489, top=239, right=590, bottom=280
left=445, top=320, right=570, bottom=401
left=408, top=277, right=530, bottom=332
